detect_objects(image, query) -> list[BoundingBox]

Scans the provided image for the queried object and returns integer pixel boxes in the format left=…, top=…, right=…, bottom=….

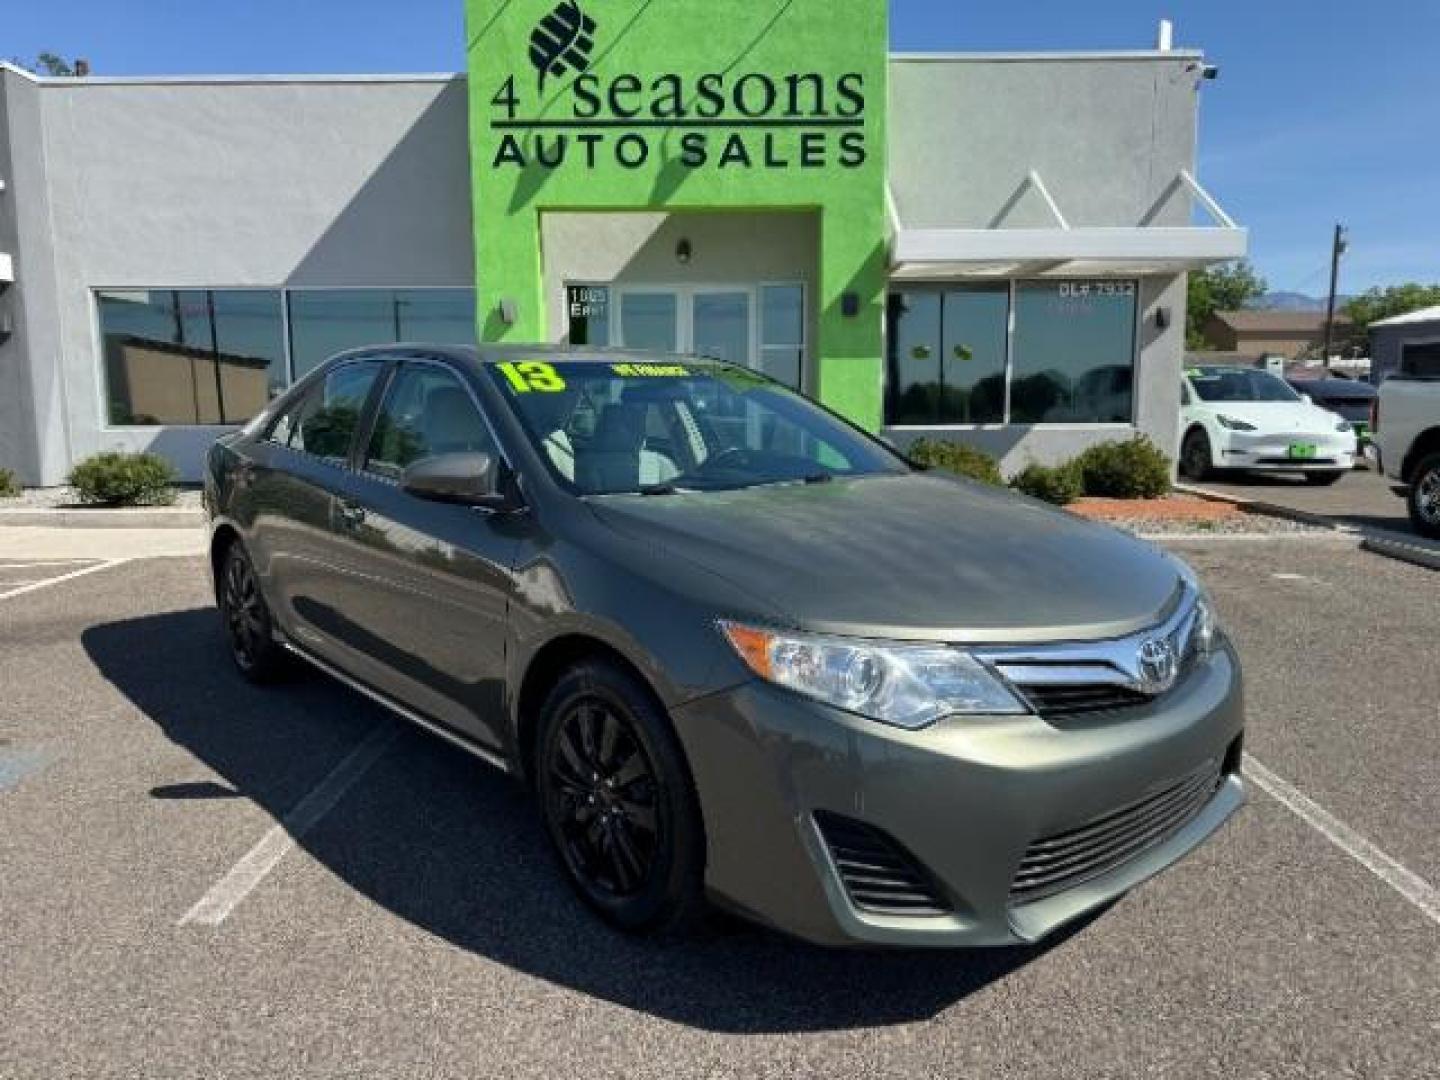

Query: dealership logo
left=486, top=3, right=868, bottom=173
left=1135, top=637, right=1179, bottom=696
left=529, top=1, right=597, bottom=92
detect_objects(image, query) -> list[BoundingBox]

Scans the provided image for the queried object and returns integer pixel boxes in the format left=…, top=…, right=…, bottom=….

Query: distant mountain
left=1247, top=292, right=1354, bottom=312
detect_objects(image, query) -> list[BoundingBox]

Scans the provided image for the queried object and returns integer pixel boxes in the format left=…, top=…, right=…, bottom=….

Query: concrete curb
left=0, top=507, right=204, bottom=529
left=1359, top=534, right=1440, bottom=572
left=1177, top=483, right=1440, bottom=572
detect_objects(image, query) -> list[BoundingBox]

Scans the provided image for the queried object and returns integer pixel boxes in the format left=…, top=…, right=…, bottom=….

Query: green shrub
left=1010, top=462, right=1084, bottom=505
left=907, top=439, right=1003, bottom=486
left=1074, top=436, right=1172, bottom=499
left=0, top=467, right=18, bottom=498
left=68, top=452, right=177, bottom=507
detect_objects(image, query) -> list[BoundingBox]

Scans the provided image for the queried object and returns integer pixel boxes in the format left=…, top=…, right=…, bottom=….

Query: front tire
left=1303, top=470, right=1345, bottom=486
left=1407, top=453, right=1440, bottom=540
left=1180, top=428, right=1214, bottom=481
left=219, top=541, right=288, bottom=683
left=535, top=659, right=705, bottom=936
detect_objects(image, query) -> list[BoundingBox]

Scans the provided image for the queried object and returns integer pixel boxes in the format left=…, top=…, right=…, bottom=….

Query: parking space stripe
left=1245, top=753, right=1440, bottom=927
left=179, top=724, right=399, bottom=927
left=0, top=559, right=129, bottom=601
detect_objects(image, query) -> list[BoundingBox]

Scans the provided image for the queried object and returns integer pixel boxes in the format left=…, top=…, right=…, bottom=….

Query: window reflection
left=288, top=289, right=477, bottom=379
left=1010, top=282, right=1136, bottom=424
left=98, top=289, right=284, bottom=426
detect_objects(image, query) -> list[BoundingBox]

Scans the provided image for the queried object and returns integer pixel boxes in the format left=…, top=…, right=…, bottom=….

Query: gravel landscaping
left=1104, top=512, right=1332, bottom=537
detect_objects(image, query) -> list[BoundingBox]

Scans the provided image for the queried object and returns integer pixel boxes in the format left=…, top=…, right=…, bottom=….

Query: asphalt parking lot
left=1194, top=461, right=1412, bottom=535
left=2, top=538, right=1438, bottom=1078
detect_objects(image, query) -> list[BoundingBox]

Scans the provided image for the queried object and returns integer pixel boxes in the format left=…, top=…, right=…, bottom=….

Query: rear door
left=245, top=358, right=387, bottom=649
left=321, top=357, right=520, bottom=752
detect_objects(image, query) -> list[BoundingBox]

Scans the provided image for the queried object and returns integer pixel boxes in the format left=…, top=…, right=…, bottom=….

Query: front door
left=324, top=357, right=519, bottom=752
left=613, top=286, right=756, bottom=369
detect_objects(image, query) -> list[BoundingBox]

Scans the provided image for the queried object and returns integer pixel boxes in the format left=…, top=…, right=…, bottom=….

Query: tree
left=1343, top=284, right=1440, bottom=332
left=10, top=53, right=84, bottom=77
left=1186, top=260, right=1267, bottom=349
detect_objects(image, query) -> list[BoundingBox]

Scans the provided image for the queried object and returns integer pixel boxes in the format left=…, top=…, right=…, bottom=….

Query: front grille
left=814, top=811, right=950, bottom=916
left=1009, top=759, right=1223, bottom=905
left=1021, top=683, right=1154, bottom=719
left=1256, top=456, right=1339, bottom=466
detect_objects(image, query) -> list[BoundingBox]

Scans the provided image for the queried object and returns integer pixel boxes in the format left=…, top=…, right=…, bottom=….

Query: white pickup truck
left=1372, top=375, right=1440, bottom=538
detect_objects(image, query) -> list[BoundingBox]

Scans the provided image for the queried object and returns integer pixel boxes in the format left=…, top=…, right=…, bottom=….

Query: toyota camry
left=204, top=345, right=1245, bottom=947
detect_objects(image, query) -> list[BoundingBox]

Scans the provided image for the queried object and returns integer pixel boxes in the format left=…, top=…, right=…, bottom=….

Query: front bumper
left=672, top=644, right=1245, bottom=948
left=1215, top=429, right=1356, bottom=471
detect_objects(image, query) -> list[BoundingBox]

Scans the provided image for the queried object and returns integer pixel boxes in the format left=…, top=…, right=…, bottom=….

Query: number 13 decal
left=497, top=361, right=567, bottom=393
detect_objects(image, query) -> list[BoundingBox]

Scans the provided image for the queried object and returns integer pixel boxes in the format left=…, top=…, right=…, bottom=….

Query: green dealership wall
left=464, top=0, right=889, bottom=428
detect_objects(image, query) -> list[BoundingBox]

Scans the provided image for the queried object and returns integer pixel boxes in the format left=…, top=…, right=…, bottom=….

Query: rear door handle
left=338, top=501, right=367, bottom=527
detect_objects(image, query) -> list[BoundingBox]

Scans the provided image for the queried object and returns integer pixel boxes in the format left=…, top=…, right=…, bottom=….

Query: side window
left=364, top=364, right=498, bottom=480
left=282, top=360, right=383, bottom=463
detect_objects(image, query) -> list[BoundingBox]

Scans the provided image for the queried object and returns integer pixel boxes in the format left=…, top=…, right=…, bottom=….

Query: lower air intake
left=814, top=811, right=950, bottom=917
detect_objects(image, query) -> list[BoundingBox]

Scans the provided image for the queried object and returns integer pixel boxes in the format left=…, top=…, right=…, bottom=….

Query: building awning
left=889, top=169, right=1247, bottom=280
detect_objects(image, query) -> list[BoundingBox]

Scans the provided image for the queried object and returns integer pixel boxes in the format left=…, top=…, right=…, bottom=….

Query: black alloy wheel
left=1180, top=429, right=1213, bottom=481
left=220, top=543, right=286, bottom=682
left=536, top=660, right=705, bottom=934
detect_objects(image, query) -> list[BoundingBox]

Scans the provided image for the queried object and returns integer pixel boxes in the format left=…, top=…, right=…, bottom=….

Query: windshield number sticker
left=497, top=361, right=567, bottom=393
left=611, top=362, right=689, bottom=377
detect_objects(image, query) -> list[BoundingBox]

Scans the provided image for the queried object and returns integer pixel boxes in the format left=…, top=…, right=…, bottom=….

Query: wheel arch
left=513, top=633, right=668, bottom=785
left=1401, top=426, right=1440, bottom=483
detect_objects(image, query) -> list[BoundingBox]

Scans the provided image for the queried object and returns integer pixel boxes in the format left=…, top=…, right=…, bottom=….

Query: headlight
left=1217, top=414, right=1257, bottom=431
left=719, top=622, right=1026, bottom=729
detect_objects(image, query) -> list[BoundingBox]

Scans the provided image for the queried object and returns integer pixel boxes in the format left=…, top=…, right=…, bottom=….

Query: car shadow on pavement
left=83, top=608, right=1093, bottom=1034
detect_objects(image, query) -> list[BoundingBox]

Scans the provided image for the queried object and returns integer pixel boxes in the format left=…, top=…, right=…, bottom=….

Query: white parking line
left=0, top=559, right=99, bottom=569
left=179, top=724, right=398, bottom=927
left=0, top=559, right=129, bottom=601
left=1245, top=753, right=1440, bottom=927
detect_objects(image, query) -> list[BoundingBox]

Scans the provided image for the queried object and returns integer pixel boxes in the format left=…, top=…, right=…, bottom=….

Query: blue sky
left=8, top=0, right=1438, bottom=293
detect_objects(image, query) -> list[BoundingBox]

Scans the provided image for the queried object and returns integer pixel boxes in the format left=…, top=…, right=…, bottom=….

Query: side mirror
left=401, top=452, right=520, bottom=510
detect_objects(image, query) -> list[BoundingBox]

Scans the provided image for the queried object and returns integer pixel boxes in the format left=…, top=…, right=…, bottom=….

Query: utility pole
left=1322, top=223, right=1348, bottom=369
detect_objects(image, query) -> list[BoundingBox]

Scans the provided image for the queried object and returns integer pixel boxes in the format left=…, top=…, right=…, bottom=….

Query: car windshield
left=1188, top=368, right=1300, bottom=403
left=487, top=358, right=909, bottom=496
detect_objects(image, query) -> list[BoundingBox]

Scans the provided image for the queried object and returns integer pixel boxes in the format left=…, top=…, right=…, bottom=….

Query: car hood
left=1199, top=400, right=1342, bottom=433
left=587, top=473, right=1183, bottom=644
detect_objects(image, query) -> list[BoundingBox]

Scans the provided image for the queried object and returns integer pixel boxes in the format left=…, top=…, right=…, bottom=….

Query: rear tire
left=535, top=658, right=706, bottom=936
left=1303, top=470, right=1345, bottom=486
left=1407, top=453, right=1440, bottom=540
left=1180, top=428, right=1214, bottom=481
left=218, top=541, right=288, bottom=683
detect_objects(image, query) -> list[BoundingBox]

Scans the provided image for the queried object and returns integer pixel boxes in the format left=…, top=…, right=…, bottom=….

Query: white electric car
left=1180, top=366, right=1357, bottom=485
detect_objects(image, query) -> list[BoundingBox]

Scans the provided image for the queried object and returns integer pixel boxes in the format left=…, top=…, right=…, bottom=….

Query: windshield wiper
left=802, top=471, right=834, bottom=484
left=639, top=482, right=679, bottom=496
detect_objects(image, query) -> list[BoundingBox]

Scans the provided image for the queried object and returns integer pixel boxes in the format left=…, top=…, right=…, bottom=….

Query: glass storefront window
left=287, top=288, right=477, bottom=379
left=1010, top=281, right=1136, bottom=424
left=98, top=289, right=284, bottom=426
left=885, top=280, right=1138, bottom=426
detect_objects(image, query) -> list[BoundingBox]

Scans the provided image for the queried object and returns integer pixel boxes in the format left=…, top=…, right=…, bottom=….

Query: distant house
left=1203, top=310, right=1353, bottom=359
left=1368, top=305, right=1440, bottom=382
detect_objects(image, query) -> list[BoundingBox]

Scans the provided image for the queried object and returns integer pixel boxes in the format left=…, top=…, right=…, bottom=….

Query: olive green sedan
left=204, top=345, right=1244, bottom=947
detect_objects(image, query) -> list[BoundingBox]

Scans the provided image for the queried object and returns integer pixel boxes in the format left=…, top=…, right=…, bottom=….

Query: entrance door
left=614, top=286, right=756, bottom=369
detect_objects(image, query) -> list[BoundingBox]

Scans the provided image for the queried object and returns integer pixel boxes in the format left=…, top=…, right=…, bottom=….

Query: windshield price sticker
left=611, top=363, right=690, bottom=377
left=497, top=361, right=568, bottom=393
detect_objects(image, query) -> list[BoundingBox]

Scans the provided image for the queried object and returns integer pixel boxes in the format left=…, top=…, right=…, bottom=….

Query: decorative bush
left=1074, top=437, right=1172, bottom=499
left=1010, top=462, right=1084, bottom=506
left=907, top=439, right=1003, bottom=486
left=0, top=467, right=18, bottom=498
left=68, top=452, right=177, bottom=507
